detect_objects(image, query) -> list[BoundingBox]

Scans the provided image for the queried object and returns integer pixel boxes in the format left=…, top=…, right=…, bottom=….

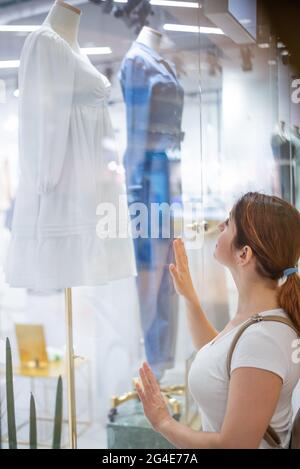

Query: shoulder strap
left=227, top=314, right=300, bottom=377
left=226, top=313, right=300, bottom=448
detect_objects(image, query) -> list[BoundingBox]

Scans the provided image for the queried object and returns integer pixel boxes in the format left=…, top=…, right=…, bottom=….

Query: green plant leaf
left=52, top=375, right=63, bottom=449
left=29, top=393, right=37, bottom=449
left=6, top=338, right=17, bottom=449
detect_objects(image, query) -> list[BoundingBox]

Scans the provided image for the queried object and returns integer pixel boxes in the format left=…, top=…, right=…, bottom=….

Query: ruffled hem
left=4, top=233, right=137, bottom=290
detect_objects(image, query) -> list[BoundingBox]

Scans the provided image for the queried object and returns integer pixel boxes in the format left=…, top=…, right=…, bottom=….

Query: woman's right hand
left=169, top=238, right=199, bottom=305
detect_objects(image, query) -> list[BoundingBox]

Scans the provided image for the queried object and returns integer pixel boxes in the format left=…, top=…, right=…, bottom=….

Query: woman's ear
left=238, top=245, right=253, bottom=266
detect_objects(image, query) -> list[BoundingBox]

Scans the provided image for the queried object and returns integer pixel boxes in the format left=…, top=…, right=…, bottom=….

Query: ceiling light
left=0, top=25, right=39, bottom=32
left=0, top=60, right=20, bottom=69
left=240, top=19, right=252, bottom=25
left=82, top=47, right=112, bottom=55
left=0, top=47, right=111, bottom=70
left=0, top=79, right=6, bottom=103
left=277, top=41, right=286, bottom=49
left=113, top=0, right=199, bottom=6
left=163, top=24, right=224, bottom=34
left=200, top=26, right=224, bottom=35
left=258, top=43, right=270, bottom=49
left=150, top=0, right=199, bottom=7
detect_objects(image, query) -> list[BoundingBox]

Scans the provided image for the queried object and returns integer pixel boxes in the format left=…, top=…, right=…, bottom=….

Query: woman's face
left=214, top=211, right=236, bottom=267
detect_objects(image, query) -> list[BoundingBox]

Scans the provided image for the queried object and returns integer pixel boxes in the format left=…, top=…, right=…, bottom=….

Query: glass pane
left=199, top=4, right=297, bottom=326
left=0, top=0, right=299, bottom=451
left=0, top=0, right=203, bottom=449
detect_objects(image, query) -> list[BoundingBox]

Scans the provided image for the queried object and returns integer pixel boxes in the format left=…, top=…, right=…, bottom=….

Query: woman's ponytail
left=277, top=271, right=300, bottom=330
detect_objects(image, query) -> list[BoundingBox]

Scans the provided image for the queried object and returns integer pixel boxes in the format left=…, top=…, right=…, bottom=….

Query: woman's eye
left=225, top=218, right=229, bottom=226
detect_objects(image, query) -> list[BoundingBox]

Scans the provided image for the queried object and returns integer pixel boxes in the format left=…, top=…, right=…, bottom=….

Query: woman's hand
left=169, top=238, right=199, bottom=305
left=135, top=362, right=173, bottom=433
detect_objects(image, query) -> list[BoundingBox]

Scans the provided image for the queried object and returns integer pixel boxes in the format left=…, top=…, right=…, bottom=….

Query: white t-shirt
left=188, top=309, right=300, bottom=449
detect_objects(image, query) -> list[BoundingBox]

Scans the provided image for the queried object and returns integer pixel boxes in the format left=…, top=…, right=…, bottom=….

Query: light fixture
left=163, top=24, right=224, bottom=34
left=200, top=26, right=224, bottom=35
left=150, top=0, right=198, bottom=7
left=114, top=0, right=199, bottom=6
left=81, top=47, right=112, bottom=55
left=0, top=48, right=111, bottom=70
left=277, top=41, right=286, bottom=49
left=239, top=19, right=252, bottom=25
left=0, top=79, right=6, bottom=103
left=258, top=43, right=270, bottom=49
left=0, top=60, right=20, bottom=69
left=0, top=25, right=39, bottom=32
left=13, top=89, right=19, bottom=98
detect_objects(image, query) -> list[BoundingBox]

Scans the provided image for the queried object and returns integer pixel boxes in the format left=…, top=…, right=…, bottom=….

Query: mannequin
left=43, top=1, right=81, bottom=53
left=36, top=0, right=82, bottom=449
left=271, top=121, right=289, bottom=152
left=271, top=121, right=295, bottom=204
left=119, top=26, right=184, bottom=380
left=5, top=0, right=136, bottom=447
left=290, top=124, right=300, bottom=210
left=6, top=0, right=136, bottom=289
left=136, top=26, right=162, bottom=53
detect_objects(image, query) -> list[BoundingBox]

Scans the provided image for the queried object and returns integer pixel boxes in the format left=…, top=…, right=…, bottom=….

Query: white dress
left=5, top=23, right=136, bottom=290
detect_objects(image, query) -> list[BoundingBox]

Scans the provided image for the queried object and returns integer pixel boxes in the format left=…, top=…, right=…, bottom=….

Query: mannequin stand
left=65, top=287, right=77, bottom=448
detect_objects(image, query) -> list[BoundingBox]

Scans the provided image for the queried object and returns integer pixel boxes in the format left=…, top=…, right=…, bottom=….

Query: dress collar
left=134, top=41, right=178, bottom=78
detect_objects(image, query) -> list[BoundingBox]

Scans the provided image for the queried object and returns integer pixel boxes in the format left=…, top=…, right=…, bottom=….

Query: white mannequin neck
left=43, top=1, right=81, bottom=50
left=136, top=26, right=162, bottom=54
left=279, top=121, right=287, bottom=139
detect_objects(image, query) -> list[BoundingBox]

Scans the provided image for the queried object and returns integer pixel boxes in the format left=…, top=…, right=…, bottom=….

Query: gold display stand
left=65, top=287, right=77, bottom=449
left=11, top=289, right=83, bottom=449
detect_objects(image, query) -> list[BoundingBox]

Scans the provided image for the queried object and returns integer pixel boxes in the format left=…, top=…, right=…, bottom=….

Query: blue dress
left=119, top=41, right=184, bottom=378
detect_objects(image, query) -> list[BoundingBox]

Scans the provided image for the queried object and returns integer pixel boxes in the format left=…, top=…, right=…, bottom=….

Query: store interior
left=0, top=0, right=299, bottom=448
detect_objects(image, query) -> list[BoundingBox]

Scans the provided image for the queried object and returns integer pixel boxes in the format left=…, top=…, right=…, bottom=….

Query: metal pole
left=65, top=287, right=77, bottom=448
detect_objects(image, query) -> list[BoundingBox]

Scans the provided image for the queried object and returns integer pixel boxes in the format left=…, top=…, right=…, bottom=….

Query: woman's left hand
left=135, top=362, right=173, bottom=432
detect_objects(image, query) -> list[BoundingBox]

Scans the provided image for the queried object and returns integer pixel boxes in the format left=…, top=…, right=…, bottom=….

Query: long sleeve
left=119, top=55, right=151, bottom=190
left=18, top=29, right=75, bottom=194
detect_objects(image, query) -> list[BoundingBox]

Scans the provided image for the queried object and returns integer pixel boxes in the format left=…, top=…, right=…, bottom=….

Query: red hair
left=231, top=192, right=300, bottom=330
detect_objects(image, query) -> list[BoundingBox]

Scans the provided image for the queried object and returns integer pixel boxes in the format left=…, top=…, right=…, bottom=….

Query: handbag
left=227, top=313, right=300, bottom=449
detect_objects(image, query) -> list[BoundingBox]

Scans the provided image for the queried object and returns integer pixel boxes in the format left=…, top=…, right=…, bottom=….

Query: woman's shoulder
left=243, top=310, right=298, bottom=341
left=230, top=309, right=300, bottom=381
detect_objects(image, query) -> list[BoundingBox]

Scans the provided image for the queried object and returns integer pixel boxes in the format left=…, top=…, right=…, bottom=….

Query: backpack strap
left=226, top=313, right=300, bottom=448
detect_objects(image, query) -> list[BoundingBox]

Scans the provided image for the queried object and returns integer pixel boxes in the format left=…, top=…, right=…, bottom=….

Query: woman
left=136, top=192, right=300, bottom=449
